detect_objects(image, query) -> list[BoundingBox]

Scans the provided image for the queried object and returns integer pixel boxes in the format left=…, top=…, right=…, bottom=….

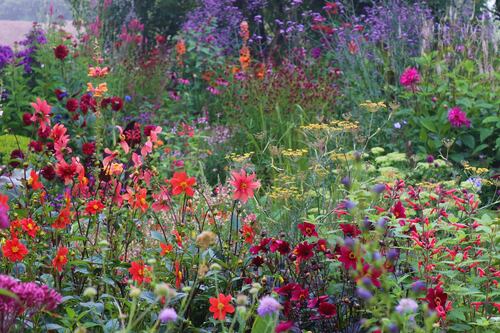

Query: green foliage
left=0, top=134, right=30, bottom=164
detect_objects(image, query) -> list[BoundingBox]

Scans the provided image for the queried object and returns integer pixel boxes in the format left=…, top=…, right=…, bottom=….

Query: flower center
left=93, top=204, right=99, bottom=210
left=180, top=181, right=188, bottom=189
left=12, top=246, right=19, bottom=253
left=349, top=252, right=356, bottom=260
left=217, top=302, right=225, bottom=310
left=435, top=297, right=441, bottom=305
left=240, top=183, right=248, bottom=189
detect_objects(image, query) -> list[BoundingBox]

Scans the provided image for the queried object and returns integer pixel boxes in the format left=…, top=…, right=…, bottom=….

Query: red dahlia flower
left=209, top=293, right=235, bottom=320
left=298, top=221, right=318, bottom=237
left=169, top=172, right=196, bottom=197
left=2, top=237, right=28, bottom=262
left=54, top=44, right=69, bottom=60
left=52, top=246, right=69, bottom=272
left=129, top=261, right=152, bottom=285
left=293, top=241, right=315, bottom=262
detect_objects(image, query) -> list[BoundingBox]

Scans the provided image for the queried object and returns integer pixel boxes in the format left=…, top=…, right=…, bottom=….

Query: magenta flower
left=400, top=67, right=420, bottom=89
left=447, top=107, right=471, bottom=128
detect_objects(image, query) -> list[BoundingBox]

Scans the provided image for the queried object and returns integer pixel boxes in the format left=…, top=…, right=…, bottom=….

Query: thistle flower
left=257, top=296, right=282, bottom=316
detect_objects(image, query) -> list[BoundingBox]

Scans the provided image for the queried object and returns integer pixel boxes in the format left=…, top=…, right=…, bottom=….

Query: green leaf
left=479, top=128, right=493, bottom=142
left=462, top=134, right=475, bottom=149
left=421, top=118, right=437, bottom=133
left=448, top=324, right=473, bottom=331
left=251, top=314, right=277, bottom=333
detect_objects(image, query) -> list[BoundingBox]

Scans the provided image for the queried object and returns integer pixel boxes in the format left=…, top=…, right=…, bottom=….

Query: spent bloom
left=447, top=107, right=471, bottom=128
left=257, top=296, right=282, bottom=316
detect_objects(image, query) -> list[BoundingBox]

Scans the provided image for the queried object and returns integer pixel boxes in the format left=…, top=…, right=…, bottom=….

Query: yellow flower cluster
left=330, top=151, right=357, bottom=161
left=225, top=152, right=254, bottom=163
left=329, top=120, right=360, bottom=131
left=462, top=162, right=489, bottom=175
left=359, top=100, right=387, bottom=112
left=268, top=185, right=300, bottom=200
left=300, top=123, right=330, bottom=131
left=281, top=148, right=308, bottom=158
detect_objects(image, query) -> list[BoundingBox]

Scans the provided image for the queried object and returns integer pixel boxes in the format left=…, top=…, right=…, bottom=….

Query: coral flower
left=297, top=221, right=318, bottom=237
left=85, top=200, right=105, bottom=215
left=229, top=169, right=260, bottom=203
left=129, top=261, right=152, bottom=285
left=21, top=218, right=39, bottom=238
left=169, top=172, right=196, bottom=197
left=52, top=246, right=69, bottom=272
left=2, top=238, right=28, bottom=262
left=30, top=98, right=52, bottom=132
left=209, top=293, right=235, bottom=320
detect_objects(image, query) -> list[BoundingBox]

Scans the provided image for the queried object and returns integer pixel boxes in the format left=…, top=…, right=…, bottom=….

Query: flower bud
left=83, top=287, right=97, bottom=298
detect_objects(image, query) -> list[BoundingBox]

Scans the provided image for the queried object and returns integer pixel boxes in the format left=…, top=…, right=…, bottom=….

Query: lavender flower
left=395, top=298, right=418, bottom=314
left=257, top=296, right=282, bottom=316
left=159, top=308, right=178, bottom=323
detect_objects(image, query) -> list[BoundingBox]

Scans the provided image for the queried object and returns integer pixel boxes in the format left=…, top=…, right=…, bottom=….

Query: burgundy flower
left=66, top=98, right=79, bottom=113
left=110, top=96, right=123, bottom=111
left=290, top=287, right=309, bottom=302
left=41, top=165, right=56, bottom=181
left=251, top=256, right=264, bottom=267
left=276, top=321, right=295, bottom=333
left=318, top=302, right=337, bottom=318
left=9, top=149, right=24, bottom=167
left=340, top=223, right=361, bottom=238
left=425, top=286, right=448, bottom=310
left=37, top=126, right=51, bottom=139
left=54, top=44, right=69, bottom=60
left=22, top=112, right=33, bottom=125
left=82, top=142, right=96, bottom=156
left=29, top=141, right=43, bottom=152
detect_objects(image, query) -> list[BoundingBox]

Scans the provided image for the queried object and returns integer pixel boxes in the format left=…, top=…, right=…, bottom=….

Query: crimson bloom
left=425, top=286, right=448, bottom=310
left=28, top=170, right=43, bottom=190
left=66, top=98, right=79, bottom=112
left=293, top=241, right=315, bottom=262
left=54, top=44, right=69, bottom=60
left=169, top=172, right=196, bottom=197
left=85, top=200, right=105, bottom=215
left=338, top=246, right=360, bottom=270
left=229, top=169, right=260, bottom=203
left=340, top=223, right=361, bottom=238
left=392, top=201, right=406, bottom=219
left=52, top=246, right=69, bottom=272
left=129, top=261, right=152, bottom=285
left=2, top=238, right=28, bottom=262
left=208, top=293, right=235, bottom=320
left=297, top=221, right=318, bottom=237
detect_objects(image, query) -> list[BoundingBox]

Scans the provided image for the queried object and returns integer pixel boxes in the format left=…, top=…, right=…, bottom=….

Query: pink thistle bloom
left=229, top=169, right=260, bottom=203
left=447, top=107, right=471, bottom=128
left=400, top=67, right=420, bottom=89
